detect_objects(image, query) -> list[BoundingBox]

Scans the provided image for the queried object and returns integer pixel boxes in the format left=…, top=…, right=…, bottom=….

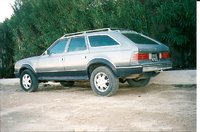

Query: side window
left=68, top=37, right=87, bottom=52
left=89, top=35, right=119, bottom=47
left=49, top=39, right=68, bottom=54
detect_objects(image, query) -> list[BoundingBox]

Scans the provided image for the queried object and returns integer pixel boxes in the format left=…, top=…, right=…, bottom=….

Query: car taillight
left=133, top=53, right=149, bottom=60
left=161, top=52, right=170, bottom=59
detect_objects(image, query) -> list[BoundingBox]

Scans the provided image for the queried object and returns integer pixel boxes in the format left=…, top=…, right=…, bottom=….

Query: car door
left=36, top=38, right=68, bottom=78
left=64, top=36, right=89, bottom=78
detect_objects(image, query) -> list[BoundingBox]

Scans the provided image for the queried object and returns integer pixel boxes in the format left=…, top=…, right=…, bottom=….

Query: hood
left=16, top=56, right=40, bottom=65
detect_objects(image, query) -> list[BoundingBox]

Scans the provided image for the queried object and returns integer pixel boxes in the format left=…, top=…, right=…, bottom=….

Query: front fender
left=19, top=64, right=36, bottom=75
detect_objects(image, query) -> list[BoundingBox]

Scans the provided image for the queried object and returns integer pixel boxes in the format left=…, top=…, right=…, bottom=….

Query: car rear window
left=122, top=33, right=159, bottom=45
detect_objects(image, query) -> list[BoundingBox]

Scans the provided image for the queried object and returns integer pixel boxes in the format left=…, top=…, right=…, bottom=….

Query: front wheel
left=90, top=66, right=119, bottom=96
left=127, top=78, right=150, bottom=87
left=20, top=69, right=39, bottom=92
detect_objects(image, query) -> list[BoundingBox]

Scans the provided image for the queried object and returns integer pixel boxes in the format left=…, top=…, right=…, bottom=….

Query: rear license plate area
left=151, top=53, right=159, bottom=62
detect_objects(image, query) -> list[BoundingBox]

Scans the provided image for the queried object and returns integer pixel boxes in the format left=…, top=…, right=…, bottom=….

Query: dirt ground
left=0, top=82, right=196, bottom=131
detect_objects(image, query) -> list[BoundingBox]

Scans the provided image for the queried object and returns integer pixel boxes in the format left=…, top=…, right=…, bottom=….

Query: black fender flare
left=19, top=64, right=36, bottom=76
left=87, top=58, right=117, bottom=76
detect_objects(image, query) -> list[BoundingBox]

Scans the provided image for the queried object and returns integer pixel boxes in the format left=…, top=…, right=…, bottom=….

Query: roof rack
left=62, top=28, right=123, bottom=38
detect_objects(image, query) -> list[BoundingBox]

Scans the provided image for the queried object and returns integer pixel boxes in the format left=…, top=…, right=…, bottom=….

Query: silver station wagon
left=14, top=28, right=172, bottom=96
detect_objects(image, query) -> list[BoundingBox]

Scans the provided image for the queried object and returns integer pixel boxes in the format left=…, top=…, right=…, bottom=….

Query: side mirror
left=43, top=50, right=50, bottom=55
left=47, top=50, right=50, bottom=55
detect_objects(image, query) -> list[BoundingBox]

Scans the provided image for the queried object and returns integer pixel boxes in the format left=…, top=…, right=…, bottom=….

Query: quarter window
left=68, top=37, right=87, bottom=52
left=49, top=39, right=68, bottom=54
left=89, top=35, right=119, bottom=47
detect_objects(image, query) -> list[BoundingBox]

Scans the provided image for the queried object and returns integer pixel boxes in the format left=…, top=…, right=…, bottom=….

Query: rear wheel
left=20, top=69, right=39, bottom=92
left=90, top=66, right=119, bottom=96
left=60, top=81, right=75, bottom=87
left=127, top=78, right=150, bottom=87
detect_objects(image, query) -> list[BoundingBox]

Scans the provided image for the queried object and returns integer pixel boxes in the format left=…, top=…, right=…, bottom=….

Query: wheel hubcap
left=22, top=74, right=32, bottom=89
left=94, top=72, right=109, bottom=92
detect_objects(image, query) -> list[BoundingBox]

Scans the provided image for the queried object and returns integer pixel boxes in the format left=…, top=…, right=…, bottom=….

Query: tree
left=155, top=0, right=196, bottom=68
left=0, top=0, right=196, bottom=78
left=0, top=20, right=14, bottom=78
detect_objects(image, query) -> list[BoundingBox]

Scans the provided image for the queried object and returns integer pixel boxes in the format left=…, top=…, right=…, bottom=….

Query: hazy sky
left=0, top=0, right=15, bottom=22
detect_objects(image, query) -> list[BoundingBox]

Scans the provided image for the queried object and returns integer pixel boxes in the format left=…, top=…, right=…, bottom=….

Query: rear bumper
left=116, top=62, right=172, bottom=78
left=116, top=66, right=143, bottom=77
left=142, top=63, right=172, bottom=72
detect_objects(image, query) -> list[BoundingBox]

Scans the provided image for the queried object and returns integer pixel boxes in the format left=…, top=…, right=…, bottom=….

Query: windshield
left=122, top=33, right=159, bottom=45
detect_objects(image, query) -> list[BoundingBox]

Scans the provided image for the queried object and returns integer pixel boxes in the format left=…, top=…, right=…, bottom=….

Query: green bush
left=0, top=0, right=196, bottom=78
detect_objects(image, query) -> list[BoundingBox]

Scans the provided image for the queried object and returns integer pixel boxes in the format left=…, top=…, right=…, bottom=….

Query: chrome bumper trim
left=142, top=63, right=172, bottom=72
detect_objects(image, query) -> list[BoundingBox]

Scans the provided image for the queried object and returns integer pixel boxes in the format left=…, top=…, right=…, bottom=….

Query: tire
left=20, top=69, right=39, bottom=92
left=90, top=66, right=119, bottom=96
left=127, top=78, right=150, bottom=87
left=60, top=81, right=75, bottom=87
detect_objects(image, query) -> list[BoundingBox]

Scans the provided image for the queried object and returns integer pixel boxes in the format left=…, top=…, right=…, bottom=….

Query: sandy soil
left=0, top=82, right=196, bottom=131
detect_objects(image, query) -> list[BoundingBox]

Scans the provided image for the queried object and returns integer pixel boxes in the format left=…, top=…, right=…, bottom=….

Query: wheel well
left=19, top=67, right=28, bottom=76
left=87, top=63, right=115, bottom=78
left=19, top=64, right=35, bottom=76
left=19, top=67, right=35, bottom=76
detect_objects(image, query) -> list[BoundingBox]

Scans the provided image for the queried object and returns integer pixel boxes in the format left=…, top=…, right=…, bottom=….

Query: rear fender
left=87, top=58, right=117, bottom=76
